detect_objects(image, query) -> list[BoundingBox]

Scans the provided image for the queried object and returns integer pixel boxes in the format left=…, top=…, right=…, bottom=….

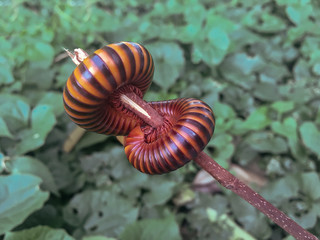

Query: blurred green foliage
left=0, top=0, right=320, bottom=239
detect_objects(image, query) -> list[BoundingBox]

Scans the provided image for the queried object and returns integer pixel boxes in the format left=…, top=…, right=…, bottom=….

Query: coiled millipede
left=63, top=42, right=154, bottom=136
left=63, top=41, right=215, bottom=174
left=126, top=98, right=215, bottom=174
left=62, top=42, right=318, bottom=240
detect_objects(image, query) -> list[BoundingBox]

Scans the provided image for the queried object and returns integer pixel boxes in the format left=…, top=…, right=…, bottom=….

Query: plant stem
left=120, top=92, right=318, bottom=240
left=63, top=127, right=86, bottom=153
left=195, top=152, right=318, bottom=240
left=120, top=92, right=164, bottom=128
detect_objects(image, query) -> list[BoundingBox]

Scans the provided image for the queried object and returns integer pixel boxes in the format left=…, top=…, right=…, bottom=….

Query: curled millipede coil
left=125, top=98, right=215, bottom=174
left=63, top=42, right=154, bottom=136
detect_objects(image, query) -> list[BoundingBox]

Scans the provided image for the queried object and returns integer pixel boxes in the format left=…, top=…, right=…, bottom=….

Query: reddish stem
left=120, top=92, right=318, bottom=240
left=195, top=152, right=318, bottom=240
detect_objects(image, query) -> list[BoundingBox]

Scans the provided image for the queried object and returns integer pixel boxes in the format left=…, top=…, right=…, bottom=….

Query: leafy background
left=0, top=0, right=320, bottom=239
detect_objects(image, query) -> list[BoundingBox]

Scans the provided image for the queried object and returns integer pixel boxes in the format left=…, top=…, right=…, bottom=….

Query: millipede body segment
left=63, top=42, right=215, bottom=174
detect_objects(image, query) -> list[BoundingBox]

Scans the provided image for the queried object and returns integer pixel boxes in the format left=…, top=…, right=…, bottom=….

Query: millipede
left=63, top=42, right=215, bottom=174
left=125, top=98, right=215, bottom=174
left=63, top=42, right=154, bottom=136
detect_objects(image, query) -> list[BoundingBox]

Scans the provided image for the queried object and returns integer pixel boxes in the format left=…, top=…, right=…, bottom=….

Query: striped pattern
left=63, top=42, right=154, bottom=136
left=124, top=98, right=215, bottom=174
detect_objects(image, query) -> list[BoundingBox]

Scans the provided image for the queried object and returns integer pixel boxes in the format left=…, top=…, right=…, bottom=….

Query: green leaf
left=271, top=101, right=295, bottom=114
left=173, top=187, right=195, bottom=206
left=246, top=132, right=288, bottom=154
left=211, top=102, right=236, bottom=133
left=4, top=226, right=74, bottom=240
left=25, top=64, right=55, bottom=89
left=223, top=53, right=265, bottom=76
left=82, top=236, right=116, bottom=240
left=37, top=92, right=64, bottom=116
left=0, top=96, right=30, bottom=129
left=286, top=6, right=301, bottom=25
left=293, top=59, right=311, bottom=82
left=63, top=190, right=138, bottom=237
left=15, top=105, right=56, bottom=155
left=6, top=156, right=59, bottom=195
left=142, top=176, right=176, bottom=207
left=0, top=174, right=49, bottom=235
left=253, top=82, right=280, bottom=101
left=285, top=4, right=313, bottom=26
left=244, top=10, right=286, bottom=33
left=206, top=208, right=257, bottom=240
left=288, top=138, right=308, bottom=161
left=262, top=174, right=299, bottom=205
left=146, top=42, right=184, bottom=91
left=286, top=86, right=313, bottom=103
left=208, top=27, right=230, bottom=51
left=178, top=24, right=201, bottom=43
left=55, top=61, right=76, bottom=88
left=31, top=105, right=56, bottom=139
left=235, top=143, right=259, bottom=165
left=317, top=107, right=320, bottom=125
left=192, top=13, right=235, bottom=66
left=229, top=195, right=271, bottom=238
left=26, top=42, right=54, bottom=69
left=120, top=215, right=181, bottom=240
left=207, top=134, right=234, bottom=167
left=0, top=117, right=13, bottom=138
left=0, top=153, right=6, bottom=172
left=291, top=204, right=319, bottom=229
left=0, top=56, right=14, bottom=85
left=266, top=158, right=285, bottom=175
left=312, top=63, right=320, bottom=76
left=300, top=172, right=320, bottom=200
left=212, top=102, right=236, bottom=120
left=271, top=117, right=306, bottom=159
left=14, top=129, right=44, bottom=155
left=271, top=117, right=298, bottom=140
left=300, top=122, right=320, bottom=157
left=240, top=107, right=271, bottom=131
left=14, top=100, right=30, bottom=124
left=220, top=53, right=264, bottom=89
left=180, top=84, right=202, bottom=98
left=75, top=132, right=109, bottom=151
left=192, top=40, right=228, bottom=66
left=222, top=87, right=255, bottom=116
left=117, top=172, right=148, bottom=200
left=144, top=91, right=178, bottom=102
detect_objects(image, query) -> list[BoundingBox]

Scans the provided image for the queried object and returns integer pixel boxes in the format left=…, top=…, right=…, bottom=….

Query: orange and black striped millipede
left=63, top=42, right=215, bottom=174
left=63, top=42, right=154, bottom=136
left=125, top=98, right=215, bottom=174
